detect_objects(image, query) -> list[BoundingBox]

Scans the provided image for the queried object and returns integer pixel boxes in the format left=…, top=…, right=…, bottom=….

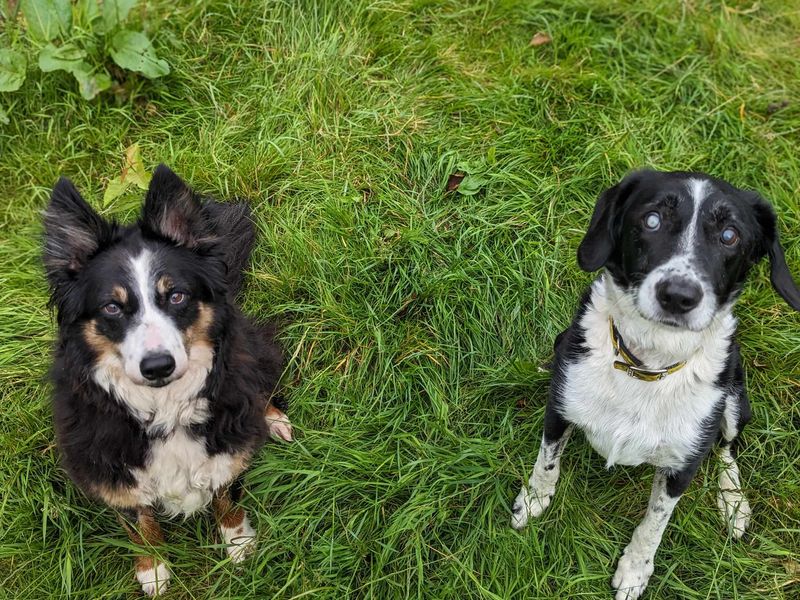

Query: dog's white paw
left=265, top=405, right=294, bottom=442
left=612, top=549, right=654, bottom=600
left=137, top=561, right=170, bottom=597
left=717, top=489, right=751, bottom=539
left=510, top=484, right=553, bottom=530
left=220, top=516, right=256, bottom=564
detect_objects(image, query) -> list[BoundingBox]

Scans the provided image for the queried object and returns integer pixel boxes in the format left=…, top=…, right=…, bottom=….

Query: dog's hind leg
left=265, top=399, right=294, bottom=442
left=213, top=480, right=256, bottom=563
left=511, top=404, right=572, bottom=530
left=717, top=384, right=752, bottom=539
left=612, top=468, right=688, bottom=600
left=118, top=507, right=170, bottom=597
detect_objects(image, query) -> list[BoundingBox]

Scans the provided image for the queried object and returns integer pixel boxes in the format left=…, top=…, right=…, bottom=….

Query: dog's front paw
left=265, top=404, right=294, bottom=442
left=221, top=516, right=256, bottom=564
left=137, top=561, right=170, bottom=597
left=717, top=488, right=751, bottom=539
left=612, top=548, right=654, bottom=600
left=510, top=484, right=553, bottom=530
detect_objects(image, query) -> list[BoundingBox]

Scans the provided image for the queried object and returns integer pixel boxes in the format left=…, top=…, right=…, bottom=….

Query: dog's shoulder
left=193, top=307, right=282, bottom=455
left=553, top=285, right=596, bottom=361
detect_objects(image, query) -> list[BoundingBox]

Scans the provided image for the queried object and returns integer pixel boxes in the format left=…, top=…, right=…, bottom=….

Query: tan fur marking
left=118, top=507, right=165, bottom=574
left=135, top=555, right=157, bottom=573
left=93, top=483, right=140, bottom=509
left=83, top=320, right=119, bottom=360
left=265, top=403, right=285, bottom=421
left=138, top=510, right=164, bottom=545
left=213, top=488, right=246, bottom=529
left=183, top=302, right=215, bottom=349
left=120, top=508, right=164, bottom=546
left=156, top=275, right=173, bottom=296
left=230, top=452, right=250, bottom=479
left=111, top=285, right=128, bottom=305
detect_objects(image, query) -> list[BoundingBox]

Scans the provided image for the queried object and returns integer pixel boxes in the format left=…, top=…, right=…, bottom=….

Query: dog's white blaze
left=561, top=277, right=734, bottom=469
left=121, top=250, right=189, bottom=384
left=681, top=178, right=709, bottom=251
left=635, top=177, right=719, bottom=331
left=134, top=427, right=240, bottom=517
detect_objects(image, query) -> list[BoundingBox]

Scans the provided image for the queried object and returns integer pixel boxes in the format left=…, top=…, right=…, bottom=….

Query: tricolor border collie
left=511, top=170, right=800, bottom=599
left=43, top=165, right=293, bottom=596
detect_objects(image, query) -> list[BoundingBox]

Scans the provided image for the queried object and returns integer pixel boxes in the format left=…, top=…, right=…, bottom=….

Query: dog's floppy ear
left=577, top=171, right=643, bottom=272
left=43, top=178, right=111, bottom=286
left=141, top=164, right=209, bottom=248
left=752, top=196, right=800, bottom=311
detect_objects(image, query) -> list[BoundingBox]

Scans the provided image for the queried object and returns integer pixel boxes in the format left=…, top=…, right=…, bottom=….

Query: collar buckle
left=609, top=317, right=687, bottom=383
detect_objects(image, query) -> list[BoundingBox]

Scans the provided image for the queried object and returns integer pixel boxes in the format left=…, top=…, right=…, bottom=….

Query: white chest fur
left=133, top=427, right=240, bottom=516
left=92, top=343, right=239, bottom=515
left=560, top=278, right=734, bottom=470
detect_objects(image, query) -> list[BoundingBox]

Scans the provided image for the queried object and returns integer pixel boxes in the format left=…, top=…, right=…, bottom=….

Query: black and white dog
left=511, top=170, right=800, bottom=599
left=43, top=165, right=293, bottom=596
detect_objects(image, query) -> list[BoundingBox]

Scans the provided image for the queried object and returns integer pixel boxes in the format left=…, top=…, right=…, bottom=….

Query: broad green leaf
left=456, top=174, right=487, bottom=196
left=109, top=30, right=169, bottom=79
left=38, top=43, right=87, bottom=73
left=21, top=0, right=71, bottom=41
left=103, top=0, right=137, bottom=30
left=123, top=143, right=152, bottom=190
left=102, top=175, right=130, bottom=205
left=75, top=0, right=102, bottom=31
left=103, top=143, right=152, bottom=206
left=72, top=64, right=111, bottom=100
left=0, top=49, right=27, bottom=92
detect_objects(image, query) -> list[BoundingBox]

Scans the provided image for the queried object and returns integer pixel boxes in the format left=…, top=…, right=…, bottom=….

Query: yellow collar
left=608, top=317, right=686, bottom=382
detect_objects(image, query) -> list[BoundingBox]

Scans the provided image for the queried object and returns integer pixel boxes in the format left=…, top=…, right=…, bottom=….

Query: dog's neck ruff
left=608, top=316, right=687, bottom=382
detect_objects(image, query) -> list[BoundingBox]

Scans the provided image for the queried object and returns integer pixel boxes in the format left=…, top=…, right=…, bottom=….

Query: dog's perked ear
left=141, top=164, right=210, bottom=248
left=577, top=171, right=645, bottom=272
left=751, top=196, right=800, bottom=311
left=43, top=178, right=112, bottom=286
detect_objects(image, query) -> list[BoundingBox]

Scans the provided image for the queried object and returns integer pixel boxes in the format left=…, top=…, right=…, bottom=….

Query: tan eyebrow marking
left=156, top=275, right=173, bottom=295
left=111, top=285, right=128, bottom=304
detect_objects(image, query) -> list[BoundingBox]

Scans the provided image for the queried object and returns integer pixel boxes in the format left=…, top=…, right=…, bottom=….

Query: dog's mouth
left=643, top=312, right=685, bottom=329
left=144, top=378, right=173, bottom=388
left=634, top=304, right=714, bottom=333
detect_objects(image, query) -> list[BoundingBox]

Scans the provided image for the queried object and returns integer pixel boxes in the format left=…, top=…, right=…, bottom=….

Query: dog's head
left=578, top=170, right=800, bottom=330
left=43, top=165, right=228, bottom=388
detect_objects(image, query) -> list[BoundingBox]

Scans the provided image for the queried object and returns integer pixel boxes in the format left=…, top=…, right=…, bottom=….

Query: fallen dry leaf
left=783, top=559, right=800, bottom=577
left=446, top=172, right=465, bottom=192
left=530, top=32, right=552, bottom=47
left=767, top=100, right=789, bottom=115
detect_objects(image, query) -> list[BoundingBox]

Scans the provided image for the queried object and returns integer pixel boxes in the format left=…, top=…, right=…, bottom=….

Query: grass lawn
left=1, top=1, right=799, bottom=598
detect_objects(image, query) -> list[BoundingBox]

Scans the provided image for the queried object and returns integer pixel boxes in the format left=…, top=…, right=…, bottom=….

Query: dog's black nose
left=656, top=279, right=703, bottom=314
left=140, top=353, right=176, bottom=380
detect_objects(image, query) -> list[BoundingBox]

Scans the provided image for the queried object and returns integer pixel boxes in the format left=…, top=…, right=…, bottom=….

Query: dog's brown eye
left=102, top=302, right=121, bottom=316
left=169, top=292, right=187, bottom=305
left=720, top=227, right=739, bottom=246
left=643, top=212, right=661, bottom=231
